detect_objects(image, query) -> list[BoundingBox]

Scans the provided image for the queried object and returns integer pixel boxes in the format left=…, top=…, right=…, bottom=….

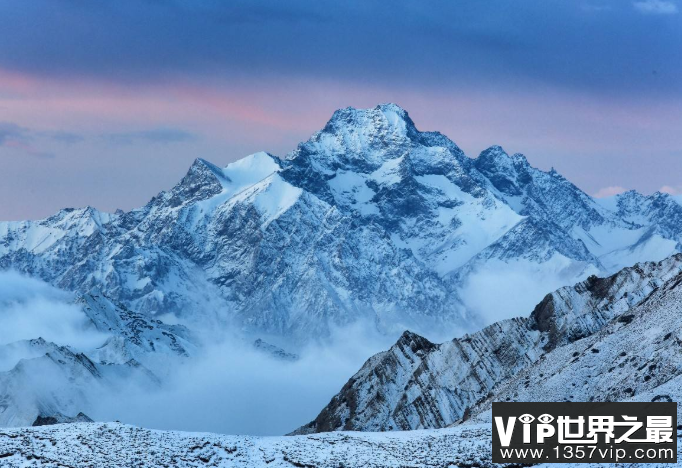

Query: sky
left=0, top=0, right=680, bottom=220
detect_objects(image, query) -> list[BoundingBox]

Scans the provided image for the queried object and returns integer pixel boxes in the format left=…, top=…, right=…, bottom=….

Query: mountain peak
left=330, top=102, right=409, bottom=119
left=617, top=189, right=645, bottom=200
left=322, top=103, right=418, bottom=140
left=171, top=158, right=229, bottom=203
left=511, top=152, right=529, bottom=164
left=476, top=146, right=528, bottom=167
left=395, top=330, right=436, bottom=354
left=187, top=158, right=229, bottom=181
left=474, top=145, right=531, bottom=196
left=375, top=102, right=408, bottom=113
left=281, top=104, right=426, bottom=187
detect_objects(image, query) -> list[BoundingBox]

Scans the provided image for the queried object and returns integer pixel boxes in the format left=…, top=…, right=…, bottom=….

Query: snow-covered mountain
left=1, top=104, right=682, bottom=463
left=294, top=254, right=682, bottom=433
left=0, top=291, right=195, bottom=427
left=2, top=104, right=682, bottom=341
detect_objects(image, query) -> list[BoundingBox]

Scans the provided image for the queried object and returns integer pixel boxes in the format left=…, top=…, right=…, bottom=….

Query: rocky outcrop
left=32, top=412, right=93, bottom=426
left=252, top=339, right=298, bottom=361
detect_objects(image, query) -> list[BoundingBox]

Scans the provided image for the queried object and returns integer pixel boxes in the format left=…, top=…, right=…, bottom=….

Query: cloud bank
left=0, top=271, right=397, bottom=435
left=93, top=322, right=396, bottom=436
left=0, top=271, right=108, bottom=350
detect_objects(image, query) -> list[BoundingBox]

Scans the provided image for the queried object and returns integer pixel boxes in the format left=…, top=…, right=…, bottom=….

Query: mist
left=93, top=321, right=396, bottom=435
left=0, top=271, right=400, bottom=434
left=458, top=258, right=597, bottom=324
left=0, top=270, right=108, bottom=350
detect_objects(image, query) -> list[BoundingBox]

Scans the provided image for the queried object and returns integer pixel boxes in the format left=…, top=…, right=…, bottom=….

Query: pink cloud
left=659, top=185, right=682, bottom=195
left=2, top=67, right=681, bottom=160
left=593, top=186, right=628, bottom=198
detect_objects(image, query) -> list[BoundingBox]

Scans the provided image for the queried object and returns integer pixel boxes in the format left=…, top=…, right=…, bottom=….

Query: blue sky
left=0, top=0, right=680, bottom=219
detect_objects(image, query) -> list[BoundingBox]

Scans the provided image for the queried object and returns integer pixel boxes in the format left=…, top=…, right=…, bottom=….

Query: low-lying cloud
left=593, top=185, right=627, bottom=198
left=0, top=271, right=399, bottom=435
left=0, top=270, right=108, bottom=351
left=660, top=185, right=682, bottom=195
left=458, top=258, right=596, bottom=324
left=94, top=322, right=395, bottom=436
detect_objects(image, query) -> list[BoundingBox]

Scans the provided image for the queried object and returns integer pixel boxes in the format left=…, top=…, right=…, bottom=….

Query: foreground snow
left=0, top=422, right=492, bottom=467
left=0, top=422, right=678, bottom=467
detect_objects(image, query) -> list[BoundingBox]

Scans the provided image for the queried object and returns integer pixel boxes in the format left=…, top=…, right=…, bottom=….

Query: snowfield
left=0, top=423, right=493, bottom=468
left=0, top=422, right=678, bottom=467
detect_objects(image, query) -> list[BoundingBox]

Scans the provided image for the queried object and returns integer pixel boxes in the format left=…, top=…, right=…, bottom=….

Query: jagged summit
left=181, top=152, right=280, bottom=188
left=188, top=157, right=230, bottom=180
left=172, top=158, right=228, bottom=203
left=474, top=146, right=531, bottom=196
left=285, top=103, right=467, bottom=174
left=394, top=329, right=436, bottom=355
left=286, top=104, right=424, bottom=174
left=322, top=103, right=418, bottom=137
left=476, top=145, right=529, bottom=166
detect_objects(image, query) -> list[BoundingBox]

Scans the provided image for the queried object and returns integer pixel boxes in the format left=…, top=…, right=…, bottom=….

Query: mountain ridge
left=2, top=103, right=682, bottom=340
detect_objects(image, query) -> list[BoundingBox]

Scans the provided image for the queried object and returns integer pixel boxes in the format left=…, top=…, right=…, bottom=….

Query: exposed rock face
left=2, top=104, right=682, bottom=341
left=294, top=254, right=682, bottom=433
left=80, top=293, right=195, bottom=363
left=252, top=339, right=299, bottom=361
left=32, top=412, right=93, bottom=426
